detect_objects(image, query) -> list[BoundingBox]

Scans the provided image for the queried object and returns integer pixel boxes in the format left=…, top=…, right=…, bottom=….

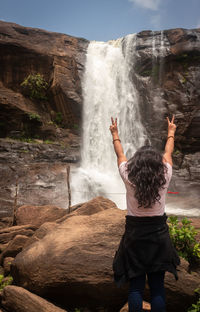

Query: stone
left=23, top=222, right=57, bottom=249
left=0, top=217, right=12, bottom=229
left=0, top=235, right=28, bottom=264
left=1, top=285, right=67, bottom=312
left=165, top=258, right=200, bottom=312
left=11, top=199, right=200, bottom=312
left=58, top=196, right=118, bottom=222
left=11, top=207, right=128, bottom=311
left=15, top=205, right=68, bottom=227
left=0, top=224, right=36, bottom=244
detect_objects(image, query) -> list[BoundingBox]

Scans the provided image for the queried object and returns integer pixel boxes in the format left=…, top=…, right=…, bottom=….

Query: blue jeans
left=128, top=271, right=166, bottom=312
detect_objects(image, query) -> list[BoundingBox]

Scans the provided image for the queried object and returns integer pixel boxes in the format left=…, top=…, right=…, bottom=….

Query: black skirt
left=113, top=214, right=180, bottom=287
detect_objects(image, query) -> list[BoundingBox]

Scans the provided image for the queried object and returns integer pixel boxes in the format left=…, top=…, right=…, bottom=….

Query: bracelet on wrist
left=113, top=139, right=121, bottom=144
left=167, top=136, right=174, bottom=140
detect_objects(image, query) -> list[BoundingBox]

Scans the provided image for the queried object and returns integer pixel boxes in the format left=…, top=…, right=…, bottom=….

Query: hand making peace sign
left=166, top=115, right=177, bottom=133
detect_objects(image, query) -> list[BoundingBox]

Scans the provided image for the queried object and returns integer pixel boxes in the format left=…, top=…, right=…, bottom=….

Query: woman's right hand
left=167, top=115, right=176, bottom=133
left=109, top=117, right=118, bottom=135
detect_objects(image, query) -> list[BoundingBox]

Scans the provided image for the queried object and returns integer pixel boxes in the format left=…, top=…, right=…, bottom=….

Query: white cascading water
left=71, top=33, right=200, bottom=216
left=71, top=34, right=147, bottom=209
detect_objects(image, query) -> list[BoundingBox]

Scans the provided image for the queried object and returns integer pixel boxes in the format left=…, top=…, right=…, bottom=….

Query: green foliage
left=27, top=112, right=41, bottom=122
left=19, top=137, right=35, bottom=143
left=21, top=73, right=48, bottom=100
left=174, top=149, right=181, bottom=155
left=188, top=288, right=200, bottom=312
left=44, top=139, right=54, bottom=144
left=73, top=123, right=79, bottom=130
left=168, top=216, right=200, bottom=264
left=140, top=69, right=152, bottom=77
left=0, top=274, right=13, bottom=290
left=54, top=112, right=63, bottom=125
left=181, top=76, right=187, bottom=84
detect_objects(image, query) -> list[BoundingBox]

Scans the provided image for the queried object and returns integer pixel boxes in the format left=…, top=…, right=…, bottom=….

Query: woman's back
left=119, top=160, right=172, bottom=216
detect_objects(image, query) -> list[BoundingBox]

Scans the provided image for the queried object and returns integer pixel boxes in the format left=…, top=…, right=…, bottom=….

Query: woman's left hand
left=109, top=117, right=118, bottom=134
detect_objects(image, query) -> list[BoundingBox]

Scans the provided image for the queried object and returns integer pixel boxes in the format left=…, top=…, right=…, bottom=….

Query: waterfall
left=71, top=34, right=147, bottom=209
left=71, top=33, right=200, bottom=217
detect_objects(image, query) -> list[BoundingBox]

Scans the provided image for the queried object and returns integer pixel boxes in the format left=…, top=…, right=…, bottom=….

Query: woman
left=110, top=116, right=180, bottom=312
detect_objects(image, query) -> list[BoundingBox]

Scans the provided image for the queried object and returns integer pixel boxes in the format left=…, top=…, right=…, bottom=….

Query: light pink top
left=119, top=161, right=172, bottom=216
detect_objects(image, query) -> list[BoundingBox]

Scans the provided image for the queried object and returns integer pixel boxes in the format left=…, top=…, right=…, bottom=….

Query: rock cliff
left=0, top=20, right=89, bottom=137
left=124, top=29, right=200, bottom=210
left=0, top=21, right=200, bottom=216
left=0, top=21, right=88, bottom=216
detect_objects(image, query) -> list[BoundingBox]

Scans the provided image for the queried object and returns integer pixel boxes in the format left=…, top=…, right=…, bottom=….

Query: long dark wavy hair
left=127, top=145, right=167, bottom=208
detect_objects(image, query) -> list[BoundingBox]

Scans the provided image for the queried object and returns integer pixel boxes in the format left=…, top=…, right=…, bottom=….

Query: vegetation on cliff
left=21, top=73, right=48, bottom=101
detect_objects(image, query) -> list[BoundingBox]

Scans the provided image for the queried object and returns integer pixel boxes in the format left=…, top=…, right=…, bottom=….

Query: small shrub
left=168, top=216, right=200, bottom=264
left=21, top=73, right=48, bottom=100
left=54, top=112, right=63, bottom=125
left=27, top=112, right=41, bottom=122
left=174, top=149, right=181, bottom=155
left=188, top=288, right=200, bottom=312
left=0, top=274, right=13, bottom=290
left=73, top=123, right=79, bottom=130
left=44, top=140, right=54, bottom=144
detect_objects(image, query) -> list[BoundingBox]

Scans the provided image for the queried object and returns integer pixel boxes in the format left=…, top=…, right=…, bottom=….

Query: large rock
left=165, top=258, right=200, bottom=312
left=11, top=206, right=128, bottom=311
left=1, top=285, right=67, bottom=312
left=10, top=199, right=200, bottom=312
left=15, top=205, right=68, bottom=227
left=0, top=224, right=36, bottom=244
left=0, top=234, right=29, bottom=264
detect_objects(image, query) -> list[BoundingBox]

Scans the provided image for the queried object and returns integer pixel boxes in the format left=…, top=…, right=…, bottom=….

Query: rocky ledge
left=0, top=138, right=81, bottom=217
left=0, top=197, right=199, bottom=312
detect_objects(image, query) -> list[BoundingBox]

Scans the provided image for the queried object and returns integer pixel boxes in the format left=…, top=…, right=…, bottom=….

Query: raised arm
left=109, top=117, right=127, bottom=167
left=163, top=115, right=177, bottom=166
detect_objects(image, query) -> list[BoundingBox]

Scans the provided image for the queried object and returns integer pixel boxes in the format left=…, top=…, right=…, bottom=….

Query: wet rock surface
left=0, top=138, right=79, bottom=217
left=129, top=28, right=200, bottom=210
left=133, top=28, right=200, bottom=164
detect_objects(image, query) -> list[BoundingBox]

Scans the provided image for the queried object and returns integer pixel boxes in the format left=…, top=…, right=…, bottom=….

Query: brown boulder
left=165, top=258, right=200, bottom=312
left=0, top=235, right=28, bottom=264
left=10, top=198, right=200, bottom=311
left=24, top=197, right=117, bottom=249
left=0, top=224, right=36, bottom=244
left=23, top=222, right=57, bottom=249
left=12, top=207, right=128, bottom=311
left=1, top=285, right=67, bottom=312
left=58, top=196, right=118, bottom=222
left=15, top=205, right=68, bottom=227
left=71, top=196, right=118, bottom=215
